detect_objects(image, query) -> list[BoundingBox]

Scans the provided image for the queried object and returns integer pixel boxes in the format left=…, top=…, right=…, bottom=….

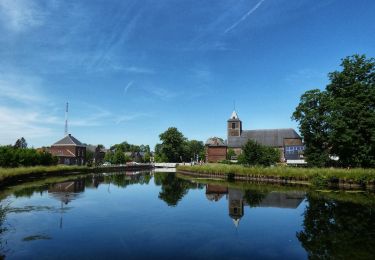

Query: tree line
left=0, top=138, right=57, bottom=167
left=104, top=141, right=152, bottom=164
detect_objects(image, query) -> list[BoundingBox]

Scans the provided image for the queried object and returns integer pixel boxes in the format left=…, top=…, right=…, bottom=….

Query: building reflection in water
left=49, top=180, right=85, bottom=205
left=48, top=180, right=85, bottom=229
left=206, top=185, right=305, bottom=228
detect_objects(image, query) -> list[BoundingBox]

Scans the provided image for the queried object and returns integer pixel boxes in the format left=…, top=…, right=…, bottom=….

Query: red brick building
left=50, top=134, right=86, bottom=165
left=205, top=137, right=227, bottom=163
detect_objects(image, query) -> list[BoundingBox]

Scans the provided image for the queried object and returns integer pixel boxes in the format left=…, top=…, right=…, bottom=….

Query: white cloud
left=0, top=106, right=57, bottom=144
left=0, top=73, right=45, bottom=103
left=0, top=0, right=46, bottom=32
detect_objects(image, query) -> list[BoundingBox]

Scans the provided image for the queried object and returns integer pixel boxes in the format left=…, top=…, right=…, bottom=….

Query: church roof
left=205, top=137, right=226, bottom=146
left=228, top=128, right=301, bottom=148
left=52, top=134, right=85, bottom=147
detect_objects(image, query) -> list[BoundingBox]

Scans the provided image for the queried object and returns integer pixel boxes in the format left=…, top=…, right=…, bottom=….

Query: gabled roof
left=52, top=134, right=85, bottom=147
left=228, top=128, right=301, bottom=148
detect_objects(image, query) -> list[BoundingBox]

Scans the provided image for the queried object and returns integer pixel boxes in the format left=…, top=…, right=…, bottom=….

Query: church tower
left=227, top=110, right=242, bottom=138
left=228, top=188, right=244, bottom=228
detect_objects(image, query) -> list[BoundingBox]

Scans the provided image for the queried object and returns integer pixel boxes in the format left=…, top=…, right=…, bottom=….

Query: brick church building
left=205, top=110, right=304, bottom=163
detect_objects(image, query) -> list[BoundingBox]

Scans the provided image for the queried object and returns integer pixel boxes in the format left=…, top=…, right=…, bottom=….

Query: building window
left=232, top=123, right=236, bottom=129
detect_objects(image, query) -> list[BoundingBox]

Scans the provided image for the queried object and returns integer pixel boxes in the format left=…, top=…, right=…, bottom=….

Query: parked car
left=102, top=162, right=111, bottom=166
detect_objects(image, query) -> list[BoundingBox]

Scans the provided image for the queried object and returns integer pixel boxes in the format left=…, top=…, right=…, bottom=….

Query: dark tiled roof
left=52, top=134, right=85, bottom=147
left=228, top=128, right=301, bottom=148
left=258, top=191, right=305, bottom=209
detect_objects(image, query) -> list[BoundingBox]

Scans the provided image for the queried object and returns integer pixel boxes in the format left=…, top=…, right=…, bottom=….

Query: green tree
left=238, top=140, right=280, bottom=166
left=14, top=137, right=27, bottom=149
left=139, top=145, right=150, bottom=153
left=143, top=152, right=151, bottom=163
left=113, top=149, right=126, bottom=164
left=104, top=151, right=114, bottom=163
left=159, top=127, right=186, bottom=162
left=227, top=148, right=236, bottom=160
left=184, top=140, right=204, bottom=161
left=326, top=55, right=375, bottom=167
left=85, top=150, right=94, bottom=166
left=292, top=89, right=331, bottom=167
left=293, top=55, right=375, bottom=167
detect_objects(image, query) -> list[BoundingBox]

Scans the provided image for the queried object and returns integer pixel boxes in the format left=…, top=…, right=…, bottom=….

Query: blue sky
left=0, top=0, right=374, bottom=149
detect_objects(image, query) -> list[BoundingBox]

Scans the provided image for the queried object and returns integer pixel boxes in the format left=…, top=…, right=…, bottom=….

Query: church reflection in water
left=206, top=185, right=305, bottom=228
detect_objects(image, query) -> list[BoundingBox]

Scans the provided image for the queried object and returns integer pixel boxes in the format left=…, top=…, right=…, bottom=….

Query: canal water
left=0, top=171, right=374, bottom=259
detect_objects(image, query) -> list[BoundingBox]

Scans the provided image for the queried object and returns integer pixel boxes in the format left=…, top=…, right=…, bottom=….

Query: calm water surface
left=0, top=171, right=374, bottom=259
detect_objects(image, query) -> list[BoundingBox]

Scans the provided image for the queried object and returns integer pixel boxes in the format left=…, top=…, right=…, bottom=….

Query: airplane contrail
left=123, top=81, right=134, bottom=95
left=225, top=0, right=266, bottom=33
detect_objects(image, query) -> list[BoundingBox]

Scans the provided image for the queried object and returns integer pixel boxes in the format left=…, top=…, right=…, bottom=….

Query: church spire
left=230, top=110, right=239, bottom=120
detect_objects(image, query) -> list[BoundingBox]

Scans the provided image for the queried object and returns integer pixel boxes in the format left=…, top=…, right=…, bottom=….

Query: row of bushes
left=0, top=146, right=58, bottom=168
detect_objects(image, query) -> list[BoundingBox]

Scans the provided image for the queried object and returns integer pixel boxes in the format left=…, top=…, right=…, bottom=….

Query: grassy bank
left=177, top=164, right=375, bottom=187
left=0, top=165, right=91, bottom=183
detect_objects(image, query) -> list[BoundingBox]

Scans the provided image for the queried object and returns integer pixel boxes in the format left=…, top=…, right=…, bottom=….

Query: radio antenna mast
left=64, top=102, right=69, bottom=136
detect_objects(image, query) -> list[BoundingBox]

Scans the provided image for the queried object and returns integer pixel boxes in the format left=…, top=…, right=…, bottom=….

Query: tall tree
left=326, top=55, right=375, bottom=167
left=14, top=137, right=27, bottom=149
left=293, top=55, right=375, bottom=167
left=159, top=127, right=186, bottom=162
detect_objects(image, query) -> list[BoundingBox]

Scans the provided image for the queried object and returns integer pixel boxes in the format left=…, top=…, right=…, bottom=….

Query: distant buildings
left=50, top=134, right=86, bottom=165
left=205, top=110, right=304, bottom=163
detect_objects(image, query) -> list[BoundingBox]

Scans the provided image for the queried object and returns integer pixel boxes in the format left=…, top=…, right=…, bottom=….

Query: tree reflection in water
left=297, top=194, right=375, bottom=260
left=154, top=172, right=203, bottom=206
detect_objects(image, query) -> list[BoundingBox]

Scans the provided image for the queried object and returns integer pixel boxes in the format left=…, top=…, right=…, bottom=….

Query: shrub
left=238, top=140, right=280, bottom=166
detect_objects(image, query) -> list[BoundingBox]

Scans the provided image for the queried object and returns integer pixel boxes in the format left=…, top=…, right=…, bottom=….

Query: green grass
left=177, top=164, right=375, bottom=185
left=0, top=165, right=91, bottom=183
